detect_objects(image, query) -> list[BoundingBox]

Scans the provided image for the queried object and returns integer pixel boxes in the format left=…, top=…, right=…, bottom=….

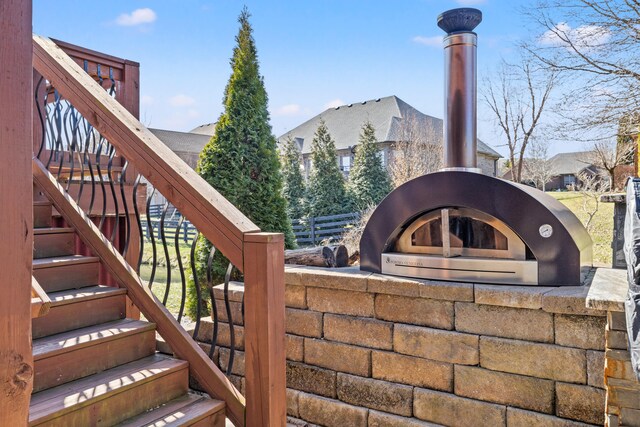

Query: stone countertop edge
left=586, top=267, right=628, bottom=312
left=285, top=264, right=625, bottom=314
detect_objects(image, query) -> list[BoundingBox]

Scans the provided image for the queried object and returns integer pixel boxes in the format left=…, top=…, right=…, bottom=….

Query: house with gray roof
left=149, top=128, right=211, bottom=169
left=277, top=95, right=501, bottom=177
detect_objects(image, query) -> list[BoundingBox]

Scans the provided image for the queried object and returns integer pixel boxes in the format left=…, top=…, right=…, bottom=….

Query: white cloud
left=169, top=94, right=196, bottom=107
left=274, top=104, right=302, bottom=116
left=141, top=95, right=154, bottom=106
left=324, top=99, right=345, bottom=109
left=456, top=0, right=487, bottom=5
left=116, top=8, right=157, bottom=26
left=539, top=22, right=611, bottom=51
left=412, top=35, right=443, bottom=48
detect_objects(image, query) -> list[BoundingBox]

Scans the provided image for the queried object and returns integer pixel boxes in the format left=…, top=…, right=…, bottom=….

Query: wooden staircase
left=30, top=191, right=226, bottom=426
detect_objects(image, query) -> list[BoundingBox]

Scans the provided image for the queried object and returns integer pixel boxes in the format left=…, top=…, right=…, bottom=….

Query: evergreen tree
left=307, top=120, right=351, bottom=217
left=281, top=136, right=306, bottom=221
left=348, top=121, right=392, bottom=210
left=187, top=7, right=294, bottom=318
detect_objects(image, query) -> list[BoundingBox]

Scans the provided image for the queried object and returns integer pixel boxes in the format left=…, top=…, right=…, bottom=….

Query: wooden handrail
left=32, top=35, right=259, bottom=271
left=33, top=158, right=246, bottom=426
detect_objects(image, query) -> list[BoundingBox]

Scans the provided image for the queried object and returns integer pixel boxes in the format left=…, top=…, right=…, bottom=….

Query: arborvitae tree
left=348, top=121, right=392, bottom=210
left=307, top=120, right=351, bottom=217
left=281, top=136, right=306, bottom=221
left=187, top=7, right=294, bottom=318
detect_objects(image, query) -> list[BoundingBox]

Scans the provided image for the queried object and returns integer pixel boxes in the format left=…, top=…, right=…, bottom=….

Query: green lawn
left=548, top=191, right=613, bottom=266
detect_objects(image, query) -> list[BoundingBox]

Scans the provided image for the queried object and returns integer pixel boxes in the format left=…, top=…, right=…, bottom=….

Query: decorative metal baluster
left=46, top=90, right=62, bottom=169
left=95, top=139, right=108, bottom=232
left=223, top=262, right=236, bottom=375
left=159, top=201, right=172, bottom=304
left=120, top=161, right=132, bottom=257
left=133, top=174, right=144, bottom=269
left=107, top=145, right=120, bottom=243
left=145, top=188, right=158, bottom=288
left=190, top=234, right=203, bottom=340
left=57, top=100, right=72, bottom=180
left=173, top=215, right=187, bottom=322
left=207, top=246, right=219, bottom=359
left=35, top=76, right=47, bottom=159
left=65, top=106, right=81, bottom=193
left=83, top=119, right=97, bottom=217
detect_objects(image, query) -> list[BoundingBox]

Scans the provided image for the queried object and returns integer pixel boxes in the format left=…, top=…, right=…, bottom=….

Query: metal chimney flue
left=438, top=8, right=482, bottom=171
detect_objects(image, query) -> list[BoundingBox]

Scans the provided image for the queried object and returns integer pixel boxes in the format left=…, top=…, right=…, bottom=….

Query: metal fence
left=142, top=204, right=197, bottom=244
left=292, top=212, right=360, bottom=246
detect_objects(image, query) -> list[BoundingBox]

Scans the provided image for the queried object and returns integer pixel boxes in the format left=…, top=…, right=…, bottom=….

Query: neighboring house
left=148, top=128, right=211, bottom=204
left=276, top=95, right=501, bottom=178
left=502, top=151, right=604, bottom=191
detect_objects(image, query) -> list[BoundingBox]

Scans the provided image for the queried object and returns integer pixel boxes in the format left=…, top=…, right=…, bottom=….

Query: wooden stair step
left=33, top=318, right=156, bottom=393
left=117, top=392, right=226, bottom=427
left=33, top=255, right=99, bottom=292
left=33, top=285, right=126, bottom=339
left=29, top=354, right=189, bottom=426
left=33, top=200, right=53, bottom=228
left=33, top=227, right=75, bottom=259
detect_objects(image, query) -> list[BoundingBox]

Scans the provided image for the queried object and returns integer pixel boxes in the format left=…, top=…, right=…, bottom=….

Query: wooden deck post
left=243, top=232, right=286, bottom=426
left=0, top=0, right=34, bottom=424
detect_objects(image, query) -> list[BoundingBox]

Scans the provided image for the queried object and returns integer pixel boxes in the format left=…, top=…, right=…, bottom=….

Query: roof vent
left=362, top=101, right=367, bottom=105
left=335, top=106, right=340, bottom=110
left=348, top=104, right=353, bottom=107
left=376, top=98, right=381, bottom=102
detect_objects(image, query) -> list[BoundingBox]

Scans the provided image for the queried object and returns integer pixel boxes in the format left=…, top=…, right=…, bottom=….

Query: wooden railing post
left=0, top=0, right=34, bottom=424
left=243, top=232, right=286, bottom=426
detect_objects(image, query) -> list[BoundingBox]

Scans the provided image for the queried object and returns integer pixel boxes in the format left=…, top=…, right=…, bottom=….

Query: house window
left=377, top=149, right=386, bottom=167
left=340, top=155, right=352, bottom=172
left=563, top=175, right=576, bottom=188
left=304, top=158, right=312, bottom=179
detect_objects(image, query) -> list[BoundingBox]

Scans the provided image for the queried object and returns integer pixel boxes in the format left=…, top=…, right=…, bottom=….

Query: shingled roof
left=277, top=95, right=500, bottom=159
left=548, top=151, right=595, bottom=175
left=149, top=128, right=211, bottom=169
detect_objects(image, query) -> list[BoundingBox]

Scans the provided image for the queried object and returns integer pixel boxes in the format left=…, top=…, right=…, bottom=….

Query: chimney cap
left=437, top=8, right=482, bottom=35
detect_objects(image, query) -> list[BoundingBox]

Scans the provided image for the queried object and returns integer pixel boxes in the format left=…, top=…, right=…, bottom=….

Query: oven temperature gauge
left=539, top=224, right=553, bottom=238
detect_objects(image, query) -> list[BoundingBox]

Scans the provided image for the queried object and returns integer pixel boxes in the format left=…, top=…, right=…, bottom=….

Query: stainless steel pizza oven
left=359, top=8, right=592, bottom=286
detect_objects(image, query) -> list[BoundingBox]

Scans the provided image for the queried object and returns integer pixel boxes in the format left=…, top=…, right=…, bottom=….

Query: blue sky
left=33, top=0, right=560, bottom=158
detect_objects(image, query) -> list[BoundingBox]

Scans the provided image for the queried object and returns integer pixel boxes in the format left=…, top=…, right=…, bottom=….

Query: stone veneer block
left=542, top=285, right=606, bottom=316
left=286, top=284, right=307, bottom=309
left=587, top=350, right=605, bottom=389
left=307, top=287, right=374, bottom=317
left=212, top=282, right=244, bottom=302
left=287, top=388, right=300, bottom=418
left=295, top=266, right=369, bottom=292
left=606, top=326, right=628, bottom=350
left=606, top=350, right=636, bottom=381
left=367, top=274, right=422, bottom=297
left=556, top=382, right=605, bottom=425
left=372, top=351, right=453, bottom=391
left=337, top=373, right=413, bottom=416
left=608, top=413, right=620, bottom=427
left=213, top=298, right=243, bottom=325
left=394, top=324, right=478, bottom=365
left=286, top=361, right=337, bottom=398
left=368, top=410, right=440, bottom=427
left=455, top=302, right=554, bottom=343
left=323, top=314, right=393, bottom=350
left=195, top=318, right=245, bottom=350
left=298, top=392, right=368, bottom=427
left=621, top=408, right=640, bottom=426
left=304, top=338, right=371, bottom=377
left=374, top=294, right=454, bottom=330
left=479, top=336, right=586, bottom=383
left=286, top=334, right=304, bottom=362
left=555, top=314, right=606, bottom=350
left=454, top=365, right=554, bottom=413
left=413, top=388, right=506, bottom=426
left=608, top=378, right=640, bottom=409
left=285, top=308, right=323, bottom=338
left=609, top=311, right=627, bottom=331
left=474, top=284, right=553, bottom=309
left=219, top=348, right=245, bottom=376
left=506, top=407, right=594, bottom=427
left=418, top=279, right=474, bottom=302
